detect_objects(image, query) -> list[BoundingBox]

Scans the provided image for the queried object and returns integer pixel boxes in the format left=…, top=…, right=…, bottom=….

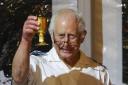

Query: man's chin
left=59, top=52, right=73, bottom=59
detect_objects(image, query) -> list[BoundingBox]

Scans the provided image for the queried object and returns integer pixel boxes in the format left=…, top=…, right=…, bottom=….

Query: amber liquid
left=37, top=16, right=48, bottom=46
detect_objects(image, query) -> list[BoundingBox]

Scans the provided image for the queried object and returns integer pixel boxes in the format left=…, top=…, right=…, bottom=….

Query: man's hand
left=22, top=16, right=39, bottom=42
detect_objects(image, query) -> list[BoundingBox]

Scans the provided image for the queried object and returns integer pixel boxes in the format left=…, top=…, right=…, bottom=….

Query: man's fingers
left=26, top=24, right=39, bottom=32
left=27, top=16, right=37, bottom=21
left=25, top=20, right=38, bottom=29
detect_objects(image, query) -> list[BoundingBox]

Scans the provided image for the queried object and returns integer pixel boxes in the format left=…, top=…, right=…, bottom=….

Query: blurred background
left=0, top=0, right=52, bottom=84
left=0, top=0, right=128, bottom=85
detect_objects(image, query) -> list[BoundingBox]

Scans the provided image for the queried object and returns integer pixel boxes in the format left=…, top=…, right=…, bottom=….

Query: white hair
left=48, top=8, right=86, bottom=39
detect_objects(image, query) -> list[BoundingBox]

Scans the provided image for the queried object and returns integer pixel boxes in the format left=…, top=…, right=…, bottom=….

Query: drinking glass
left=37, top=16, right=48, bottom=46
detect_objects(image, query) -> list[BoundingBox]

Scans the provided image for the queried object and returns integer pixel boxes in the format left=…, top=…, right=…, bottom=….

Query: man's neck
left=63, top=52, right=80, bottom=67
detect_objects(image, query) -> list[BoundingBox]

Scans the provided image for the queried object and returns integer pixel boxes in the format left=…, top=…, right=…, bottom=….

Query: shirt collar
left=48, top=47, right=99, bottom=68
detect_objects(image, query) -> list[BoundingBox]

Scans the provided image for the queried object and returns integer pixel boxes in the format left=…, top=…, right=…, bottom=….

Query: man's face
left=53, top=14, right=82, bottom=59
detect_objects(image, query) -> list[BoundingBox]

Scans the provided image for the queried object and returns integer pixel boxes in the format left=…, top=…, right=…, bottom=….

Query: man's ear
left=80, top=31, right=87, bottom=43
left=52, top=32, right=55, bottom=44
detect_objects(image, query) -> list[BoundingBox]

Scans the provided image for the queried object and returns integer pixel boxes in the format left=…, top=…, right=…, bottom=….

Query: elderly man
left=12, top=8, right=111, bottom=85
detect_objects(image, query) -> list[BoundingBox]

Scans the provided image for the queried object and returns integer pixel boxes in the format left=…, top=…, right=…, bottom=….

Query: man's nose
left=63, top=35, right=69, bottom=43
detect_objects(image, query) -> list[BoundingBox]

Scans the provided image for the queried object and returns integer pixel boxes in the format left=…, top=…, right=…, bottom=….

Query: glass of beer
left=37, top=15, right=48, bottom=46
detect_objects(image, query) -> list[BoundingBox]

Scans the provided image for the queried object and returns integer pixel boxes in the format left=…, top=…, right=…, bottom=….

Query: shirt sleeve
left=100, top=67, right=111, bottom=85
left=104, top=70, right=111, bottom=85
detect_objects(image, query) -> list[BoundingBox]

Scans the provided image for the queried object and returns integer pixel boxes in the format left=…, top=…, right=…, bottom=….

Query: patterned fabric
left=13, top=47, right=111, bottom=85
left=0, top=71, right=12, bottom=85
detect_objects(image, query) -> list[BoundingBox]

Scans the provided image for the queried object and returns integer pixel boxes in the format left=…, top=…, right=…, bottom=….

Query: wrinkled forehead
left=56, top=11, right=77, bottom=21
left=54, top=13, right=78, bottom=33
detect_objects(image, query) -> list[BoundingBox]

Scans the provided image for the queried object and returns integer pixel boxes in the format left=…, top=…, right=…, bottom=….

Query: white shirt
left=13, top=47, right=111, bottom=85
left=28, top=47, right=111, bottom=85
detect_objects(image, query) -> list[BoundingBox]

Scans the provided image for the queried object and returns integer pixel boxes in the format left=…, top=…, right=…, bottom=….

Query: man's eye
left=69, top=34, right=77, bottom=39
left=58, top=34, right=65, bottom=38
